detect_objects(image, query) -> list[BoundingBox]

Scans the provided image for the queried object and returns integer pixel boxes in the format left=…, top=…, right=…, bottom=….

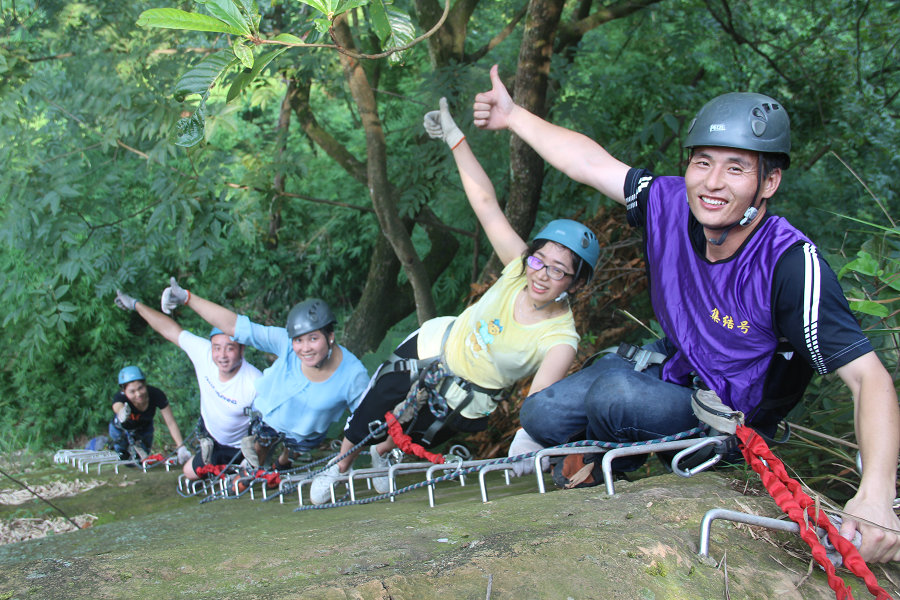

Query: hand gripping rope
left=737, top=425, right=893, bottom=600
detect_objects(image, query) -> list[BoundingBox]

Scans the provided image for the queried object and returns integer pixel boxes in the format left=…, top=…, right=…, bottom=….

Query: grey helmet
left=285, top=298, right=336, bottom=339
left=684, top=92, right=791, bottom=168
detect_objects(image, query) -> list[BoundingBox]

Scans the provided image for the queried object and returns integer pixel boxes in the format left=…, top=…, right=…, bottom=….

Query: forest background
left=1, top=0, right=898, bottom=503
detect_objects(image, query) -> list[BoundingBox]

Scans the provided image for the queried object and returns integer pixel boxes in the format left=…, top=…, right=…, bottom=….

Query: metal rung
left=602, top=437, right=725, bottom=495
left=476, top=463, right=514, bottom=504
left=387, top=462, right=440, bottom=502
left=424, top=459, right=496, bottom=507
left=699, top=508, right=799, bottom=557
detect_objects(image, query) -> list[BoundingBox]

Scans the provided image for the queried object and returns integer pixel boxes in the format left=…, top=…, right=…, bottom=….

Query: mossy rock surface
left=0, top=458, right=897, bottom=599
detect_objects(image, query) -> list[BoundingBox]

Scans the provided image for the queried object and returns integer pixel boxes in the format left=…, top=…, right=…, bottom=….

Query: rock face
left=0, top=462, right=897, bottom=599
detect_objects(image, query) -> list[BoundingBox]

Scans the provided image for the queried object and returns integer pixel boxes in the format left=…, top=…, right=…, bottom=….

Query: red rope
left=736, top=425, right=893, bottom=600
left=195, top=464, right=228, bottom=479
left=141, top=453, right=165, bottom=465
left=384, top=413, right=444, bottom=464
left=252, top=469, right=281, bottom=488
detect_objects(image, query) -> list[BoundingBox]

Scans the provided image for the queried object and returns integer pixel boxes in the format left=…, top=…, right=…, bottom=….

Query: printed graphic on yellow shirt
left=467, top=318, right=503, bottom=356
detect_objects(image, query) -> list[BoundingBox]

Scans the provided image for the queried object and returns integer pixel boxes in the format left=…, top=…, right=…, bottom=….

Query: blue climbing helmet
left=209, top=327, right=226, bottom=339
left=533, top=219, right=600, bottom=283
left=117, top=365, right=145, bottom=386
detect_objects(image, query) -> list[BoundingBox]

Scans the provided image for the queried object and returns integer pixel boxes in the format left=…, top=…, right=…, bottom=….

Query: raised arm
left=424, top=98, right=526, bottom=265
left=836, top=352, right=900, bottom=562
left=472, top=65, right=630, bottom=205
left=161, top=277, right=238, bottom=337
left=115, top=290, right=183, bottom=345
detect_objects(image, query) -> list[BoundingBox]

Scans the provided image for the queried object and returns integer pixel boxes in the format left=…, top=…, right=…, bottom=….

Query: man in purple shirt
left=473, top=65, right=900, bottom=563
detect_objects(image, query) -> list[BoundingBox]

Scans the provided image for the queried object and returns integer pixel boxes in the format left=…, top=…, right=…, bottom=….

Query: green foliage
left=3, top=0, right=900, bottom=484
left=138, top=0, right=419, bottom=144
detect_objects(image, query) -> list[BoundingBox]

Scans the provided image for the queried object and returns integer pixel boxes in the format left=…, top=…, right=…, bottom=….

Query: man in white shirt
left=115, top=290, right=261, bottom=480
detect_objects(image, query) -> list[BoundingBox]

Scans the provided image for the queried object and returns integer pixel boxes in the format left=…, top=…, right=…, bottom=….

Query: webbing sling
left=377, top=320, right=502, bottom=446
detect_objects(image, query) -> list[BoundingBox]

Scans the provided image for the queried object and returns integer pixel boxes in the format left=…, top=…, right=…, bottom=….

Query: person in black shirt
left=109, top=365, right=187, bottom=462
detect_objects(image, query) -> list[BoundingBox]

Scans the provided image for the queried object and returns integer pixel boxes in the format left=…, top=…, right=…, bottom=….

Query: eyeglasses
left=526, top=255, right=574, bottom=281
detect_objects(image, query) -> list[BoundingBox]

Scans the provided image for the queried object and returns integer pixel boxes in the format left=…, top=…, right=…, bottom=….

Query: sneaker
left=369, top=445, right=391, bottom=494
left=551, top=453, right=603, bottom=489
left=508, top=428, right=549, bottom=477
left=309, top=463, right=341, bottom=505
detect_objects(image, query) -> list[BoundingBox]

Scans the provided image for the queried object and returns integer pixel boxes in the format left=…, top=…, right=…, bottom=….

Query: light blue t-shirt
left=233, top=315, right=370, bottom=441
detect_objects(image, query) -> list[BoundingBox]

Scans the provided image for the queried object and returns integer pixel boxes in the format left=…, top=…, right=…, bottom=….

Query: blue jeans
left=520, top=339, right=700, bottom=472
left=108, top=419, right=154, bottom=458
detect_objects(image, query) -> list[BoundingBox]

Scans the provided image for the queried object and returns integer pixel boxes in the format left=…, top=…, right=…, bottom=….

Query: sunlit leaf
left=838, top=250, right=880, bottom=279
left=296, top=0, right=330, bottom=16
left=849, top=300, right=889, bottom=317
left=136, top=8, right=246, bottom=35
left=233, top=39, right=254, bottom=69
left=197, top=0, right=251, bottom=36
left=383, top=6, right=415, bottom=64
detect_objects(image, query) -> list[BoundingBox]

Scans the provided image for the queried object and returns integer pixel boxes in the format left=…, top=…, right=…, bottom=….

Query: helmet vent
left=751, top=120, right=767, bottom=137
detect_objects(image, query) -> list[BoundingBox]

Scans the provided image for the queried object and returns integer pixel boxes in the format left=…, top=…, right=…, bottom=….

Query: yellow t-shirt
left=417, top=260, right=579, bottom=395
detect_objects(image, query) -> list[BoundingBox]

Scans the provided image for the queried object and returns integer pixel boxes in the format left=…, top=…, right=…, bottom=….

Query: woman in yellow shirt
left=309, top=99, right=600, bottom=504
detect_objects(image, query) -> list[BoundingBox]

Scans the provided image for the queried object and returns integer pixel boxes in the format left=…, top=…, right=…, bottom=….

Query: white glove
left=176, top=445, right=192, bottom=465
left=116, top=404, right=132, bottom=424
left=114, top=290, right=138, bottom=311
left=161, top=277, right=189, bottom=315
left=423, top=97, right=465, bottom=149
left=508, top=428, right=549, bottom=477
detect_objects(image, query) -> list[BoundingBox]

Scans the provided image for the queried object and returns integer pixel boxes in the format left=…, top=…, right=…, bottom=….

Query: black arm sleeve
left=624, top=168, right=656, bottom=229
left=772, top=243, right=873, bottom=374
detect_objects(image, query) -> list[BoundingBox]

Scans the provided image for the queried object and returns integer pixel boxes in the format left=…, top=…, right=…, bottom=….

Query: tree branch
left=702, top=0, right=798, bottom=86
left=555, top=0, right=663, bottom=52
left=464, top=3, right=528, bottom=63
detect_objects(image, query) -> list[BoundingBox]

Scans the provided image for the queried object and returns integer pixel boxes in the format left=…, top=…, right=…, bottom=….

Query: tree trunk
left=483, top=0, right=566, bottom=279
left=266, top=79, right=297, bottom=249
left=414, top=0, right=480, bottom=67
left=333, top=20, right=437, bottom=324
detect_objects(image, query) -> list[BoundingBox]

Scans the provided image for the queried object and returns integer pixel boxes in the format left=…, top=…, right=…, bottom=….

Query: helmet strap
left=534, top=290, right=569, bottom=311
left=707, top=153, right=764, bottom=247
left=313, top=339, right=334, bottom=370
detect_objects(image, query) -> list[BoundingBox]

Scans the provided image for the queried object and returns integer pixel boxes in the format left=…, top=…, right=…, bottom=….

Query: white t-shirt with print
left=178, top=330, right=262, bottom=447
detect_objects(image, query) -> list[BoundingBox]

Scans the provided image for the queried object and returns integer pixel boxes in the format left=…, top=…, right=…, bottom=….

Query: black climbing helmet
left=684, top=92, right=791, bottom=168
left=285, top=298, right=336, bottom=339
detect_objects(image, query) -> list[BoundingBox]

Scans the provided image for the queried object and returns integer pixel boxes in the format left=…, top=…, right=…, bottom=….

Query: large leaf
left=369, top=0, right=391, bottom=43
left=849, top=300, right=890, bottom=318
left=136, top=8, right=247, bottom=35
left=226, top=39, right=291, bottom=102
left=174, top=106, right=206, bottom=147
left=296, top=0, right=369, bottom=19
left=233, top=39, right=254, bottom=69
left=838, top=250, right=880, bottom=279
left=296, top=0, right=330, bottom=16
left=383, top=6, right=415, bottom=64
left=173, top=51, right=239, bottom=102
left=197, top=0, right=251, bottom=36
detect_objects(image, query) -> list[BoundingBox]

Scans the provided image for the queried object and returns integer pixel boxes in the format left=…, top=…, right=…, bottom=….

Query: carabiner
left=671, top=437, right=724, bottom=477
